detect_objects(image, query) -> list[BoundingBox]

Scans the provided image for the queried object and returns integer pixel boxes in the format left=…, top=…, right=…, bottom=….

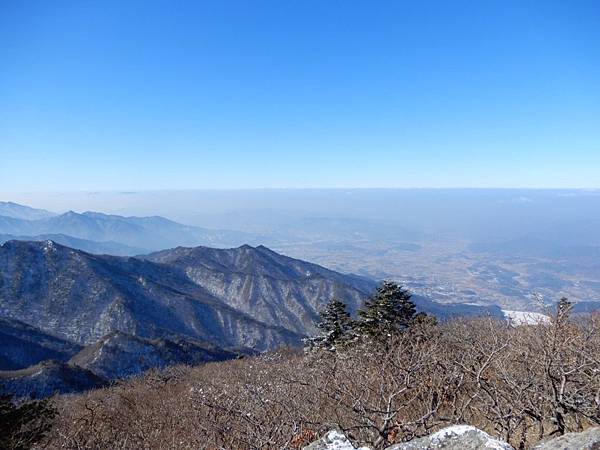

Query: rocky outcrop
left=387, top=425, right=514, bottom=449
left=303, top=426, right=515, bottom=450
left=304, top=427, right=600, bottom=450
left=533, top=427, right=600, bottom=450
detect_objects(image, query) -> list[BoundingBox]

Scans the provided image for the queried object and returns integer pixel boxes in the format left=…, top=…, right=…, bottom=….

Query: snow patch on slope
left=502, top=310, right=550, bottom=326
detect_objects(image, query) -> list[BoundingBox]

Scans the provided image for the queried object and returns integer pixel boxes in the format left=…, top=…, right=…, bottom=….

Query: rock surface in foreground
left=533, top=427, right=600, bottom=450
left=304, top=426, right=515, bottom=450
left=387, top=425, right=514, bottom=450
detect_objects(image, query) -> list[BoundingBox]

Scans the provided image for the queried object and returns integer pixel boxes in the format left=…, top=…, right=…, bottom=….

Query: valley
left=277, top=238, right=600, bottom=310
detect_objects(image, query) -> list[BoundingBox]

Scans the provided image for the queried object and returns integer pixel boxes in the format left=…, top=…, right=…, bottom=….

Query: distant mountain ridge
left=0, top=233, right=145, bottom=256
left=0, top=204, right=255, bottom=253
left=0, top=201, right=56, bottom=220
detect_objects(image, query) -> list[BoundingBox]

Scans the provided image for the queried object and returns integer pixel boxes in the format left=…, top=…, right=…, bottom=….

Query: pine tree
left=356, top=281, right=417, bottom=340
left=308, top=299, right=353, bottom=351
left=0, top=393, right=55, bottom=450
left=556, top=296, right=573, bottom=322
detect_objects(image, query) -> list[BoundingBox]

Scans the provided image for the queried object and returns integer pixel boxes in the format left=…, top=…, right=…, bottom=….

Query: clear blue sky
left=1, top=0, right=599, bottom=190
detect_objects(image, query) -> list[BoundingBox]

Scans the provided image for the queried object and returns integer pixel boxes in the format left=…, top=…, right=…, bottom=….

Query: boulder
left=533, top=427, right=600, bottom=450
left=303, top=430, right=370, bottom=450
left=385, top=425, right=514, bottom=450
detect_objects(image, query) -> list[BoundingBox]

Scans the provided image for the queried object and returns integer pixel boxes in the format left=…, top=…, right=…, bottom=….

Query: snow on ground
left=428, top=425, right=513, bottom=450
left=314, top=431, right=370, bottom=450
left=502, top=310, right=551, bottom=326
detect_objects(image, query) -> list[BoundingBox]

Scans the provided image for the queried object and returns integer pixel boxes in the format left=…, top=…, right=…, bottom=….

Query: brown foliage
left=45, top=313, right=600, bottom=450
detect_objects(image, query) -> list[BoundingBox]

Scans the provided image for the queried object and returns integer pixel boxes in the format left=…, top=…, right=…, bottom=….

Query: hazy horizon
left=4, top=186, right=600, bottom=212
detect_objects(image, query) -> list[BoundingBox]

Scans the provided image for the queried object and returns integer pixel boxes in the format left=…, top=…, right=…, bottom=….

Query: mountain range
left=0, top=237, right=511, bottom=398
left=0, top=239, right=376, bottom=396
left=0, top=203, right=255, bottom=254
left=0, top=233, right=146, bottom=256
left=0, top=240, right=305, bottom=349
left=0, top=202, right=527, bottom=399
left=0, top=201, right=57, bottom=220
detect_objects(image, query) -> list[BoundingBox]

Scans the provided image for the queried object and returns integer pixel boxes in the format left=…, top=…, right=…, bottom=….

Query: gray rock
left=303, top=430, right=370, bottom=450
left=386, top=425, right=514, bottom=450
left=533, top=427, right=600, bottom=450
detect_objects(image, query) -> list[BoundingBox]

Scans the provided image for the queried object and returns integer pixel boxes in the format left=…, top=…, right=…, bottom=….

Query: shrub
left=46, top=313, right=600, bottom=449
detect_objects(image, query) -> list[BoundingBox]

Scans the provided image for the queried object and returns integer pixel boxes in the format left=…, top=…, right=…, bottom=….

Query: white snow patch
left=318, top=430, right=370, bottom=450
left=502, top=310, right=550, bottom=326
left=429, top=425, right=513, bottom=450
left=43, top=240, right=55, bottom=253
left=323, top=431, right=355, bottom=450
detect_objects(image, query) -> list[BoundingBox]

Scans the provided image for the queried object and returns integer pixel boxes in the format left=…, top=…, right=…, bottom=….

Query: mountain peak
left=0, top=201, right=56, bottom=220
left=61, top=210, right=81, bottom=218
left=141, top=243, right=377, bottom=334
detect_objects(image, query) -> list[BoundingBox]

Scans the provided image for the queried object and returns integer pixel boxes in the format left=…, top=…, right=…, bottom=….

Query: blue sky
left=1, top=0, right=599, bottom=190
